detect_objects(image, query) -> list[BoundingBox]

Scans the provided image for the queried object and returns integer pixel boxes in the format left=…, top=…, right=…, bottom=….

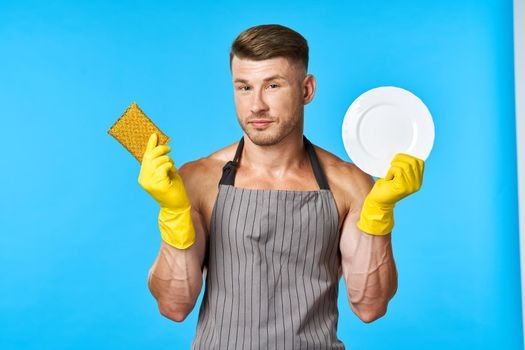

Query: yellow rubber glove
left=138, top=133, right=196, bottom=249
left=357, top=153, right=425, bottom=236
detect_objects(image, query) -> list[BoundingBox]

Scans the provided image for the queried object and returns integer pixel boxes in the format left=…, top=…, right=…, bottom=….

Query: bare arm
left=147, top=162, right=208, bottom=322
left=339, top=168, right=398, bottom=323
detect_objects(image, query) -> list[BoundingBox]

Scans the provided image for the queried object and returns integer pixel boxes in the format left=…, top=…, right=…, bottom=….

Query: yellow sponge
left=107, top=102, right=170, bottom=163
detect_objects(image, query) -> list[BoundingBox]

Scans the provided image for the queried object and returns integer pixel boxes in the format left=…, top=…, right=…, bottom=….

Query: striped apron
left=191, top=135, right=345, bottom=349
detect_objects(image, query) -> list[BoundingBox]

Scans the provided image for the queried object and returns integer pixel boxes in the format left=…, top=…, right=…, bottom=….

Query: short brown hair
left=229, top=24, right=309, bottom=73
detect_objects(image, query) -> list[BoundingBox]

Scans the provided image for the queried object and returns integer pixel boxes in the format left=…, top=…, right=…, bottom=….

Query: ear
left=302, top=73, right=316, bottom=105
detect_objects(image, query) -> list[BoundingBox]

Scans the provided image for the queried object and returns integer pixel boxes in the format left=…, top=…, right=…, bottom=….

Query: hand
left=356, top=153, right=425, bottom=236
left=367, top=153, right=425, bottom=208
left=137, top=133, right=191, bottom=211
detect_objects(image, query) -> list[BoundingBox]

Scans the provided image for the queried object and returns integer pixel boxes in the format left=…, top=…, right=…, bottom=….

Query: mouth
left=249, top=120, right=273, bottom=129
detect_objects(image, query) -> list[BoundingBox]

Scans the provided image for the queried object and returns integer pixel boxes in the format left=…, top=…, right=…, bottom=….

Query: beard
left=237, top=105, right=304, bottom=146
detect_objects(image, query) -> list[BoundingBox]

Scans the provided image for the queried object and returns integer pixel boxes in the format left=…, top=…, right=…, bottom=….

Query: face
left=231, top=55, right=315, bottom=146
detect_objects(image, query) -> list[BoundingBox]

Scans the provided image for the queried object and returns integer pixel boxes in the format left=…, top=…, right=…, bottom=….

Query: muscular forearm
left=344, top=231, right=398, bottom=322
left=148, top=240, right=203, bottom=321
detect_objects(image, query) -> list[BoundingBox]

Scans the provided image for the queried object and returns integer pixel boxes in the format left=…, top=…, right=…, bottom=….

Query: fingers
left=146, top=133, right=158, bottom=152
left=391, top=159, right=416, bottom=191
left=157, top=162, right=173, bottom=177
left=152, top=155, right=174, bottom=168
left=417, top=159, right=425, bottom=186
left=395, top=153, right=425, bottom=179
left=390, top=153, right=424, bottom=191
left=391, top=153, right=422, bottom=168
left=407, top=154, right=425, bottom=189
left=143, top=133, right=173, bottom=162
left=146, top=144, right=171, bottom=161
left=387, top=166, right=406, bottom=189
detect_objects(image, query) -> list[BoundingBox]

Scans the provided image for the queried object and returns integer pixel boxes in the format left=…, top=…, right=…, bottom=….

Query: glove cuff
left=356, top=197, right=395, bottom=236
left=158, top=206, right=196, bottom=249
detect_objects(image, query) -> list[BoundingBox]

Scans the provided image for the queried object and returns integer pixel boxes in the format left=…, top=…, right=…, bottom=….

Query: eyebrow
left=233, top=74, right=287, bottom=84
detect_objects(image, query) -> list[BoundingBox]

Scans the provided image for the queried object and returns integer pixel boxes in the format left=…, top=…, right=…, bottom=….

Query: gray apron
left=192, top=135, right=345, bottom=349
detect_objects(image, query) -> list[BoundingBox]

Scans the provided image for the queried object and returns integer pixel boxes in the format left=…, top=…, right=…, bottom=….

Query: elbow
left=158, top=303, right=192, bottom=322
left=350, top=300, right=389, bottom=324
left=356, top=305, right=388, bottom=323
left=147, top=271, right=202, bottom=323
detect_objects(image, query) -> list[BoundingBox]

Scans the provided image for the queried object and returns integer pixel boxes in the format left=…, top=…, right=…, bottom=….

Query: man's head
left=230, top=24, right=316, bottom=146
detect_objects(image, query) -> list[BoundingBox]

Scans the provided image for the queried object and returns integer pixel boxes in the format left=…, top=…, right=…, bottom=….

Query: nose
left=250, top=87, right=269, bottom=114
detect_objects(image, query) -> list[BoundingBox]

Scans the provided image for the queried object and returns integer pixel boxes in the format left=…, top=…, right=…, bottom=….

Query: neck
left=240, top=128, right=308, bottom=178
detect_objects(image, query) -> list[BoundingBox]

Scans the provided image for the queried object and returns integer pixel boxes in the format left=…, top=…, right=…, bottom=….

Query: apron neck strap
left=219, top=135, right=330, bottom=190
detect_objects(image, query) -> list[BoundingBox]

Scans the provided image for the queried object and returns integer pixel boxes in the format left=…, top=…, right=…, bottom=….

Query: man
left=139, top=24, right=424, bottom=349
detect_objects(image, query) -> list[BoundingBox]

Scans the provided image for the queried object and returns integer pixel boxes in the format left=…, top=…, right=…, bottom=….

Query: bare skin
left=147, top=55, right=398, bottom=324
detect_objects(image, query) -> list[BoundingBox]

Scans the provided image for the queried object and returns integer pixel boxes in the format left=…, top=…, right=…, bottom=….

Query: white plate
left=342, top=86, right=435, bottom=178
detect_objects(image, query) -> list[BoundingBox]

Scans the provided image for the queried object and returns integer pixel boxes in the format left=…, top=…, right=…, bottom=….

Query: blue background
left=0, top=0, right=522, bottom=349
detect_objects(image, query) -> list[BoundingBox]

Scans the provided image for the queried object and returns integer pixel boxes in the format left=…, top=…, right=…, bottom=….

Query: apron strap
left=303, top=135, right=330, bottom=190
left=219, top=136, right=244, bottom=187
left=219, top=135, right=330, bottom=190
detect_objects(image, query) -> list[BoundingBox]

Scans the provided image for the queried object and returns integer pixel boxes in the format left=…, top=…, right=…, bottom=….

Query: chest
left=200, top=183, right=346, bottom=238
left=206, top=185, right=341, bottom=269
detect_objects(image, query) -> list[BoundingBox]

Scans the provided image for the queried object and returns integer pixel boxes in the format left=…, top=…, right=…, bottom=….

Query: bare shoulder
left=312, top=144, right=375, bottom=215
left=177, top=140, right=238, bottom=177
left=175, top=140, right=240, bottom=219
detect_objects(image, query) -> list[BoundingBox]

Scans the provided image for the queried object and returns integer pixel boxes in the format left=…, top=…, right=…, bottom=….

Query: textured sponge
left=107, top=102, right=171, bottom=163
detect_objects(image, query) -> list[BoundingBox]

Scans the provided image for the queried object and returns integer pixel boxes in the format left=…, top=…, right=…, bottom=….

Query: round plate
left=342, top=86, right=435, bottom=178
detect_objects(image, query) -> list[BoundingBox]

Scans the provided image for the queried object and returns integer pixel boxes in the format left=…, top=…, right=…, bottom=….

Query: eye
left=238, top=85, right=250, bottom=91
left=268, top=83, right=279, bottom=89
